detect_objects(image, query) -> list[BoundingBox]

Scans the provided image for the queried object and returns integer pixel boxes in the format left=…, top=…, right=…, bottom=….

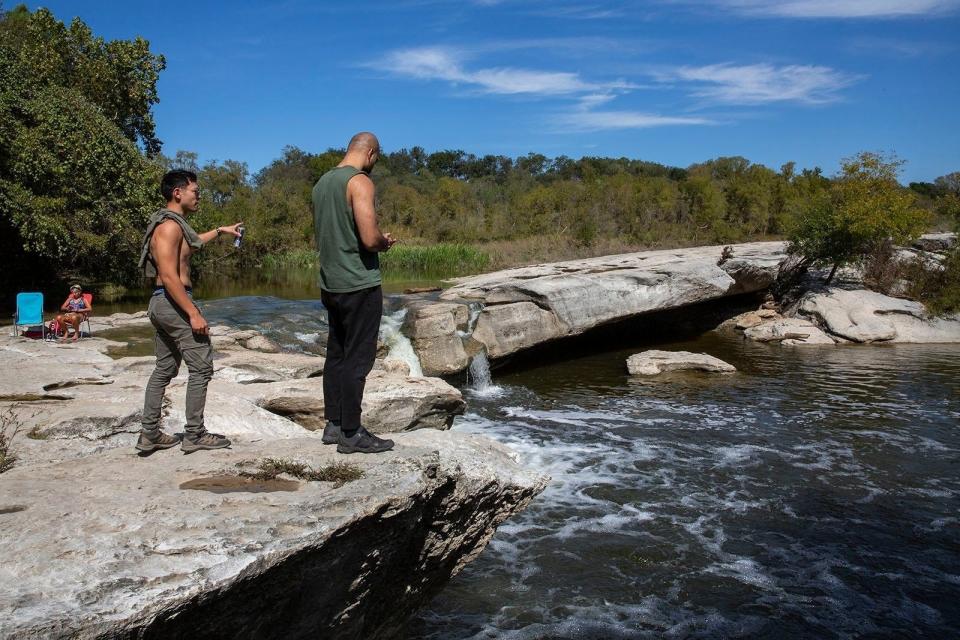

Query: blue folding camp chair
left=12, top=292, right=45, bottom=339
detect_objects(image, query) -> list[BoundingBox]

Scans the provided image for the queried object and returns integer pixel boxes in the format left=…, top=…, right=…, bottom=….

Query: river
left=98, top=279, right=960, bottom=639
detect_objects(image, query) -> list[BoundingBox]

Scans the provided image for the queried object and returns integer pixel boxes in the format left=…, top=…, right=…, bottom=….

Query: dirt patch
left=179, top=475, right=301, bottom=493
left=0, top=505, right=27, bottom=515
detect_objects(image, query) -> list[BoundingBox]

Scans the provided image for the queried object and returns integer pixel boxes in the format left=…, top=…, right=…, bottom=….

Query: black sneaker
left=321, top=421, right=341, bottom=445
left=182, top=431, right=232, bottom=453
left=336, top=427, right=394, bottom=454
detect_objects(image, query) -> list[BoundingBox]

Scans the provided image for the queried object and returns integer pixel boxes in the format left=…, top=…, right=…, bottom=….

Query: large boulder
left=798, top=289, right=960, bottom=343
left=401, top=303, right=470, bottom=376
left=626, top=350, right=736, bottom=375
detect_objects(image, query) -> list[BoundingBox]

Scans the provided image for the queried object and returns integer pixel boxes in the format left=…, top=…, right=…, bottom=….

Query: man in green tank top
left=312, top=132, right=397, bottom=454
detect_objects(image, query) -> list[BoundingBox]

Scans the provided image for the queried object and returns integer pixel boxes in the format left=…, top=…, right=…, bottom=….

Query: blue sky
left=28, top=0, right=960, bottom=182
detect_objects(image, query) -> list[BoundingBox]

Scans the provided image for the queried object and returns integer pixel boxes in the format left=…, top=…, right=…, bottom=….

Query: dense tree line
left=184, top=145, right=838, bottom=271
left=1, top=6, right=955, bottom=306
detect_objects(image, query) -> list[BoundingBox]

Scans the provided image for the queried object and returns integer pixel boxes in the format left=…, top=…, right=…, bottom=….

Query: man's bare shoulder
left=347, top=172, right=375, bottom=199
left=153, top=219, right=183, bottom=242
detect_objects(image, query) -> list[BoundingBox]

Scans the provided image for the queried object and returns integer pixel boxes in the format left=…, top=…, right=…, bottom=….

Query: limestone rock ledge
left=0, top=321, right=545, bottom=638
left=413, top=241, right=788, bottom=369
left=0, top=431, right=547, bottom=639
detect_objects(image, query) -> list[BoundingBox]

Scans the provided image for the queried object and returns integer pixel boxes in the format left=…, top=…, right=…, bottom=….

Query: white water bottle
left=234, top=225, right=245, bottom=248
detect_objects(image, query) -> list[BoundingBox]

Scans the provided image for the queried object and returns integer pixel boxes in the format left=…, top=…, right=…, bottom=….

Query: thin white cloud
left=662, top=63, right=861, bottom=104
left=555, top=110, right=714, bottom=131
left=846, top=36, right=954, bottom=58
left=705, top=0, right=960, bottom=18
left=376, top=46, right=634, bottom=96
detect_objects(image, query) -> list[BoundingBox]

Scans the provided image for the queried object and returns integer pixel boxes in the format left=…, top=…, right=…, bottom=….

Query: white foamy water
left=407, top=340, right=960, bottom=640
left=466, top=351, right=505, bottom=398
left=379, top=308, right=423, bottom=377
left=184, top=296, right=960, bottom=638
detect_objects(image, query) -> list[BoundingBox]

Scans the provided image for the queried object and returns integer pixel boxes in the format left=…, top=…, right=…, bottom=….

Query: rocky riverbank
left=722, top=233, right=960, bottom=345
left=0, top=320, right=547, bottom=639
left=398, top=235, right=960, bottom=368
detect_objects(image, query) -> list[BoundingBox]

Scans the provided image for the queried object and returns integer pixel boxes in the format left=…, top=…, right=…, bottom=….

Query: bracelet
left=215, top=227, right=221, bottom=237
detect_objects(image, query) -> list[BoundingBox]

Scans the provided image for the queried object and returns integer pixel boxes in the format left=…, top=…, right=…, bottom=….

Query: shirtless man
left=135, top=169, right=242, bottom=453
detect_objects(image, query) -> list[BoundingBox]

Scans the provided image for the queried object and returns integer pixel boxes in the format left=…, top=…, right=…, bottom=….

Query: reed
left=260, top=249, right=319, bottom=270
left=380, top=243, right=490, bottom=276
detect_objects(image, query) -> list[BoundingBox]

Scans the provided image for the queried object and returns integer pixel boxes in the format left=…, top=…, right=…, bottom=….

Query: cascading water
left=378, top=308, right=423, bottom=377
left=466, top=350, right=503, bottom=397
left=457, top=301, right=484, bottom=338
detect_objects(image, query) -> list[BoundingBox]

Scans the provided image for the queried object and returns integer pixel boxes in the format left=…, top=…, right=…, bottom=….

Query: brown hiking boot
left=135, top=431, right=181, bottom=452
left=181, top=431, right=232, bottom=453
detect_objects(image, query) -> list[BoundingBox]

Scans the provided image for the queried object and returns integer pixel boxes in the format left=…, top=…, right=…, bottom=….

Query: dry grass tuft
left=239, top=458, right=364, bottom=487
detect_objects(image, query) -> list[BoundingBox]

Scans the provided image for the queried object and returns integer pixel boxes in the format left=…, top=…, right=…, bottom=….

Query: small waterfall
left=466, top=350, right=502, bottom=397
left=457, top=301, right=484, bottom=338
left=379, top=308, right=423, bottom=377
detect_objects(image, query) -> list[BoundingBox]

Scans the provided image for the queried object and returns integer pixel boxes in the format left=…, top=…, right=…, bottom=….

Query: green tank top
left=312, top=166, right=381, bottom=292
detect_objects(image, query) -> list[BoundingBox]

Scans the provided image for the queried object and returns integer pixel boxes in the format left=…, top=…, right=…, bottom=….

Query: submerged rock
left=626, top=350, right=736, bottom=375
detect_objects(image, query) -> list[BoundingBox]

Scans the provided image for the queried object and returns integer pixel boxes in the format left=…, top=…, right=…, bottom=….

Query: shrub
left=788, top=152, right=929, bottom=284
left=908, top=247, right=960, bottom=316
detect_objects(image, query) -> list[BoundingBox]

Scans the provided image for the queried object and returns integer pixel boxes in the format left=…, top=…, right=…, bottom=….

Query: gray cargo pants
left=141, top=291, right=213, bottom=437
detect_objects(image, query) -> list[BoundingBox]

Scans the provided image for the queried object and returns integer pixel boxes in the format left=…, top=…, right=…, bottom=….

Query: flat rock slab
left=423, top=241, right=787, bottom=366
left=0, top=431, right=547, bottom=640
left=627, top=350, right=736, bottom=375
left=251, top=372, right=466, bottom=433
left=742, top=316, right=837, bottom=345
left=1, top=319, right=468, bottom=467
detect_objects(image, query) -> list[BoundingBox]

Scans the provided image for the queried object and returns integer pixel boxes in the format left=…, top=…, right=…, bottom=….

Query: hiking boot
left=135, top=430, right=181, bottom=452
left=336, top=426, right=394, bottom=454
left=181, top=431, right=232, bottom=453
left=321, top=420, right=341, bottom=445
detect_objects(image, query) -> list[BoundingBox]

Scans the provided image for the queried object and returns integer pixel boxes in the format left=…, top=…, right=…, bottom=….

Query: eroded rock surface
left=797, top=289, right=960, bottom=343
left=411, top=241, right=788, bottom=369
left=401, top=302, right=470, bottom=376
left=0, top=431, right=546, bottom=640
left=626, top=350, right=736, bottom=375
left=742, top=316, right=837, bottom=345
left=0, top=318, right=540, bottom=639
left=253, top=373, right=465, bottom=433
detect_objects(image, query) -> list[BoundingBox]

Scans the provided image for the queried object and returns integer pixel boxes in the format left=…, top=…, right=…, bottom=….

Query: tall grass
left=260, top=249, right=319, bottom=270
left=260, top=244, right=490, bottom=278
left=380, top=243, right=490, bottom=276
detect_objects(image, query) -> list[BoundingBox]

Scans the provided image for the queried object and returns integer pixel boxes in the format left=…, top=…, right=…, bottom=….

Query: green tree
left=0, top=6, right=166, bottom=294
left=788, top=152, right=930, bottom=284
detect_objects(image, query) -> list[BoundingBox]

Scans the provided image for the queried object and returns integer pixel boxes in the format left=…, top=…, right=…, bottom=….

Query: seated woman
left=56, top=284, right=92, bottom=342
